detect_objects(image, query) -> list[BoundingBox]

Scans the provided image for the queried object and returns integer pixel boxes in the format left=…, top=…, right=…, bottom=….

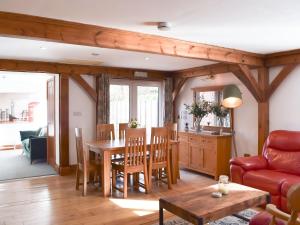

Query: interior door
left=47, top=78, right=56, bottom=168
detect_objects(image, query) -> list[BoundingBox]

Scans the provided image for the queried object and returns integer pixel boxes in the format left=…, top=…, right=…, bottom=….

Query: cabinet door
left=203, top=147, right=216, bottom=174
left=202, top=138, right=217, bottom=174
left=189, top=143, right=203, bottom=171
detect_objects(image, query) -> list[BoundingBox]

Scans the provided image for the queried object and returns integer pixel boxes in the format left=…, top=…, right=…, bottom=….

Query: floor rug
left=0, top=149, right=57, bottom=181
left=153, top=209, right=258, bottom=225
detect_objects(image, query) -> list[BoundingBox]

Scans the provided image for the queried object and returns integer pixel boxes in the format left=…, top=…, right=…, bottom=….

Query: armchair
left=230, top=130, right=300, bottom=212
left=20, top=127, right=47, bottom=164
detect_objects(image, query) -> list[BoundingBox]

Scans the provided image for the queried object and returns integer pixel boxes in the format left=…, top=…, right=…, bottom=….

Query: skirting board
left=59, top=165, right=77, bottom=176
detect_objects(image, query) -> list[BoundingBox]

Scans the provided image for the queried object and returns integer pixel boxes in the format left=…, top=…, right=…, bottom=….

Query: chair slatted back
left=119, top=123, right=128, bottom=139
left=96, top=124, right=115, bottom=141
left=75, top=128, right=86, bottom=169
left=165, top=122, right=178, bottom=141
left=150, top=127, right=169, bottom=164
left=124, top=128, right=147, bottom=167
left=287, top=183, right=300, bottom=225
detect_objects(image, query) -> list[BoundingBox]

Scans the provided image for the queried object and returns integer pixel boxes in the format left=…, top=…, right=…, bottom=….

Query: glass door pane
left=137, top=86, right=159, bottom=133
left=110, top=84, right=130, bottom=137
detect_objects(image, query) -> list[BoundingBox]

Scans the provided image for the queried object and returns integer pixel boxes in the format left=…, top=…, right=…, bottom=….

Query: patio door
left=110, top=80, right=162, bottom=137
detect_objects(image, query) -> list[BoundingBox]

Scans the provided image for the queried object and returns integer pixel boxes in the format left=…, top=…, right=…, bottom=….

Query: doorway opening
left=0, top=71, right=59, bottom=181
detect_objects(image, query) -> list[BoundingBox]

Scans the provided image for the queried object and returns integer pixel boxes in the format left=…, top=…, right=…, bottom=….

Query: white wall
left=175, top=66, right=300, bottom=156
left=69, top=75, right=96, bottom=165
left=269, top=65, right=300, bottom=131
left=175, top=73, right=258, bottom=156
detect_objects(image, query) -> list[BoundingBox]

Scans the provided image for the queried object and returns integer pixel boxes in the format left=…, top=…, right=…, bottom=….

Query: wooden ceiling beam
left=0, top=11, right=264, bottom=66
left=0, top=59, right=167, bottom=80
left=265, top=49, right=300, bottom=67
left=69, top=74, right=97, bottom=101
left=268, top=64, right=297, bottom=98
left=233, top=64, right=263, bottom=102
left=173, top=63, right=241, bottom=78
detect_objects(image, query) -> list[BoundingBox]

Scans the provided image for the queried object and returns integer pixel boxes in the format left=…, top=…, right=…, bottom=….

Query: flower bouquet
left=128, top=118, right=139, bottom=128
left=184, top=98, right=211, bottom=132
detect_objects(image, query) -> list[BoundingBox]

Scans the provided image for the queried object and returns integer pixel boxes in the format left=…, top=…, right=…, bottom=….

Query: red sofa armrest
left=230, top=156, right=268, bottom=171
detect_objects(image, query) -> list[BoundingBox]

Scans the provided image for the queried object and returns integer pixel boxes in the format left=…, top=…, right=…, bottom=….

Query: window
left=193, top=86, right=232, bottom=128
left=109, top=80, right=162, bottom=136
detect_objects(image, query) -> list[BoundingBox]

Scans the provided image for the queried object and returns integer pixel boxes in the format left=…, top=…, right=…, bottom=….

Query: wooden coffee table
left=159, top=183, right=270, bottom=225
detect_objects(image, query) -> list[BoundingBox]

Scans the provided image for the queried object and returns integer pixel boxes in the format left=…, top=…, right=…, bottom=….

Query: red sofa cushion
left=263, top=130, right=300, bottom=176
left=230, top=156, right=267, bottom=171
left=281, top=176, right=300, bottom=197
left=243, top=170, right=287, bottom=195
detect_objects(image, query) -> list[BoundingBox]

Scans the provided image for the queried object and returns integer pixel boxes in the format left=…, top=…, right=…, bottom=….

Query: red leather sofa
left=230, top=130, right=300, bottom=212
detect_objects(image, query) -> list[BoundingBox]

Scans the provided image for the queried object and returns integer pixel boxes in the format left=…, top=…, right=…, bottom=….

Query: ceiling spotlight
left=91, top=53, right=100, bottom=56
left=157, top=22, right=172, bottom=31
left=40, top=46, right=47, bottom=50
left=145, top=57, right=150, bottom=61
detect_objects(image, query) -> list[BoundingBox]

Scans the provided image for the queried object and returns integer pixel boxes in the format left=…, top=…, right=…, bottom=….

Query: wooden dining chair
left=165, top=122, right=178, bottom=141
left=119, top=123, right=128, bottom=139
left=96, top=124, right=115, bottom=141
left=165, top=122, right=180, bottom=180
left=148, top=127, right=172, bottom=191
left=75, top=128, right=101, bottom=196
left=111, top=128, right=149, bottom=198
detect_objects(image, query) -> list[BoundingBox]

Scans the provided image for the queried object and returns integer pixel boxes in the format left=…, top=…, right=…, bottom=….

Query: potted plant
left=184, top=98, right=211, bottom=132
left=211, top=103, right=230, bottom=134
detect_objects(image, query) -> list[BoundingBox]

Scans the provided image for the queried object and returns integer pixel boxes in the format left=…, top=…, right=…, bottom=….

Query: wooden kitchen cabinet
left=178, top=131, right=232, bottom=179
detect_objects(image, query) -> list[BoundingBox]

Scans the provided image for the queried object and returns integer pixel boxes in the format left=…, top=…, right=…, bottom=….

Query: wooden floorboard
left=0, top=170, right=215, bottom=225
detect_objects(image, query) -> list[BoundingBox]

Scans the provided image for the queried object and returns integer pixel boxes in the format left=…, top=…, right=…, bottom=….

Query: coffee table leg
left=159, top=203, right=164, bottom=225
left=195, top=217, right=203, bottom=225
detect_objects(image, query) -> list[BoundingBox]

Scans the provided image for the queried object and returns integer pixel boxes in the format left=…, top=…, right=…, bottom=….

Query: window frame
left=110, top=79, right=163, bottom=127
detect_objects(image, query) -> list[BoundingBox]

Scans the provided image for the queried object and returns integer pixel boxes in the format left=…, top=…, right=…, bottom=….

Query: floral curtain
left=164, top=77, right=173, bottom=123
left=96, top=74, right=110, bottom=124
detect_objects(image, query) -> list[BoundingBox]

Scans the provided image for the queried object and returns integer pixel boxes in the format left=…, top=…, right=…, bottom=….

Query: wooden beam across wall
left=173, top=63, right=240, bottom=78
left=59, top=74, right=70, bottom=173
left=0, top=59, right=167, bottom=80
left=0, top=11, right=264, bottom=66
left=232, top=65, right=262, bottom=102
left=265, top=49, right=300, bottom=67
left=69, top=74, right=97, bottom=101
left=257, top=68, right=269, bottom=154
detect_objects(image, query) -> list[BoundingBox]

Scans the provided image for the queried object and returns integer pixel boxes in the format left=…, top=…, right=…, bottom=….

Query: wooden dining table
left=86, top=138, right=180, bottom=197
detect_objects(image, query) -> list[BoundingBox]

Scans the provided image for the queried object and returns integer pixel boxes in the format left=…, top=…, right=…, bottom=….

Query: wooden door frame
left=46, top=78, right=56, bottom=169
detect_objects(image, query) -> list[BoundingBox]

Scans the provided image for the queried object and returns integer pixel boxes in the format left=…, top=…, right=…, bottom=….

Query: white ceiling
left=1, top=0, right=300, bottom=54
left=0, top=0, right=300, bottom=70
left=0, top=71, right=52, bottom=93
left=0, top=37, right=214, bottom=71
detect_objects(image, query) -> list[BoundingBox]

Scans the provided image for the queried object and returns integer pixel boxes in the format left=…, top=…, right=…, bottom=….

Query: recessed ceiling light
left=157, top=22, right=172, bottom=31
left=145, top=57, right=150, bottom=61
left=91, top=53, right=100, bottom=56
left=40, top=46, right=47, bottom=50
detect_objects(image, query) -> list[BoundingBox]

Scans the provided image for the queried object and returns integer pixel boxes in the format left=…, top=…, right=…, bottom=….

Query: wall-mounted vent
left=134, top=71, right=148, bottom=78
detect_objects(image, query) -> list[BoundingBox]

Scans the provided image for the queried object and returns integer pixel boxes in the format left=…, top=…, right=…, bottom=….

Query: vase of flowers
left=211, top=103, right=229, bottom=134
left=128, top=118, right=139, bottom=128
left=185, top=98, right=211, bottom=133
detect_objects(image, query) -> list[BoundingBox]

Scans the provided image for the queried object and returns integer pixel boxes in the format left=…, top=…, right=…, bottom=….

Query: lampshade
left=221, top=84, right=243, bottom=108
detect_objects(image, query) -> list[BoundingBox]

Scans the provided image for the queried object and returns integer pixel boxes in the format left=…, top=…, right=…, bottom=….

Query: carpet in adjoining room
left=0, top=149, right=57, bottom=181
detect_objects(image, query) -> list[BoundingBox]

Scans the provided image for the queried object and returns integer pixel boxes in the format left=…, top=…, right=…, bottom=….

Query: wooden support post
left=59, top=74, right=70, bottom=174
left=257, top=68, right=269, bottom=155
